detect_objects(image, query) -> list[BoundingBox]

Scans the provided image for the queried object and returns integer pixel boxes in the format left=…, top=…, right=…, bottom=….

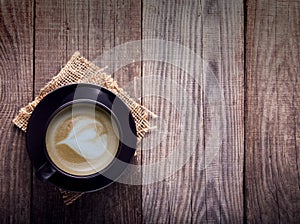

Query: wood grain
left=142, top=0, right=244, bottom=223
left=246, top=0, right=300, bottom=223
left=0, top=0, right=33, bottom=223
left=200, top=1, right=244, bottom=223
left=142, top=1, right=198, bottom=222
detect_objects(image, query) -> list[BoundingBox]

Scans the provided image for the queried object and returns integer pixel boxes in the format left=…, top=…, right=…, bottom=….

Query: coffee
left=45, top=102, right=119, bottom=176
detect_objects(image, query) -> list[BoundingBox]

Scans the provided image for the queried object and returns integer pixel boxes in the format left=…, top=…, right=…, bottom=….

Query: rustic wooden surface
left=246, top=0, right=300, bottom=223
left=0, top=0, right=299, bottom=223
left=0, top=1, right=33, bottom=223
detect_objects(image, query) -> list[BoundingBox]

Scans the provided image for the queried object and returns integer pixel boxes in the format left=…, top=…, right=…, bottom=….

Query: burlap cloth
left=13, top=51, right=155, bottom=205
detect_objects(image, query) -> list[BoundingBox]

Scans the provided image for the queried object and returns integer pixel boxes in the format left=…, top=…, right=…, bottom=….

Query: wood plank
left=64, top=0, right=142, bottom=223
left=246, top=0, right=300, bottom=223
left=200, top=1, right=244, bottom=223
left=142, top=0, right=244, bottom=222
left=0, top=0, right=33, bottom=223
left=142, top=1, right=200, bottom=222
left=32, top=0, right=74, bottom=222
left=33, top=0, right=142, bottom=223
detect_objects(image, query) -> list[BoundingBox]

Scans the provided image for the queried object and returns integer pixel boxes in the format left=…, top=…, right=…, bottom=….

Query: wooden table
left=0, top=0, right=299, bottom=223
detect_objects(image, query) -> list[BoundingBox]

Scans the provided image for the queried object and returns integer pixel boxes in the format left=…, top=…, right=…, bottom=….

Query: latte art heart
left=56, top=118, right=108, bottom=159
left=45, top=103, right=120, bottom=176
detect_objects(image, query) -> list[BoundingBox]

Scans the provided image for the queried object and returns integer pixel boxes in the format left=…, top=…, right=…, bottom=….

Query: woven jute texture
left=13, top=51, right=154, bottom=205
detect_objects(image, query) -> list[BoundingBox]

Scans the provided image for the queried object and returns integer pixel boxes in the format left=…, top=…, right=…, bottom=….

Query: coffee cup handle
left=35, top=162, right=56, bottom=181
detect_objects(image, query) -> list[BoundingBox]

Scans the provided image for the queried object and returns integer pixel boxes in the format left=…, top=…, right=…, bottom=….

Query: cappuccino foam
left=45, top=103, right=119, bottom=176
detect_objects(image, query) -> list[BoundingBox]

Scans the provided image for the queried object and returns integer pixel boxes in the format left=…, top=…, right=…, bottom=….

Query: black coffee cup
left=26, top=84, right=137, bottom=192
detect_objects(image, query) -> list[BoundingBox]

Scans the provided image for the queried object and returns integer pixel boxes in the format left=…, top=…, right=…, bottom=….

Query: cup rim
left=42, top=99, right=123, bottom=179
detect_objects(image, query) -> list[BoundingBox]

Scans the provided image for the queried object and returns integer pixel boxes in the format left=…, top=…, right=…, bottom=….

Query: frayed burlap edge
left=12, top=51, right=156, bottom=205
